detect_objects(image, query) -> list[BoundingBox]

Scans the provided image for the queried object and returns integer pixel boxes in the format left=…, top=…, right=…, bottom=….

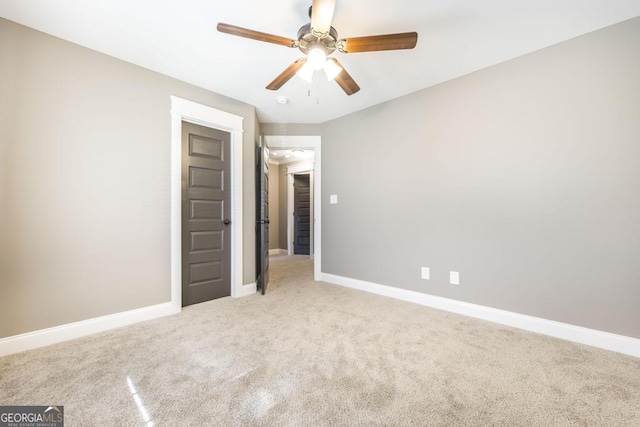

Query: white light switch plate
left=330, top=194, right=338, bottom=204
left=421, top=267, right=430, bottom=280
left=450, top=271, right=460, bottom=285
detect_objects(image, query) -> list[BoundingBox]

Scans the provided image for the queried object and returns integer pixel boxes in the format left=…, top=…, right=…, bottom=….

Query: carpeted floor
left=1, top=255, right=639, bottom=426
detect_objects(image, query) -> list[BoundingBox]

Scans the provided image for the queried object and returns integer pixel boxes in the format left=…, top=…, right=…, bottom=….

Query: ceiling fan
left=217, top=0, right=418, bottom=95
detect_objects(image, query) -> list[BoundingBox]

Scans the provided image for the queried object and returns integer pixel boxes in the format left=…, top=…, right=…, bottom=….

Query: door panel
left=190, top=231, right=222, bottom=252
left=182, top=122, right=231, bottom=306
left=190, top=136, right=223, bottom=158
left=294, top=174, right=311, bottom=255
left=190, top=200, right=222, bottom=219
left=189, top=261, right=222, bottom=285
left=190, top=167, right=223, bottom=189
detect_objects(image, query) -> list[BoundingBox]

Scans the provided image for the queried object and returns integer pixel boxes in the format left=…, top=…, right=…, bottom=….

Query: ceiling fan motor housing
left=297, top=23, right=338, bottom=55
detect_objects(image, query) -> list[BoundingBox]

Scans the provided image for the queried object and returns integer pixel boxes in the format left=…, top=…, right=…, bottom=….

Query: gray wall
left=268, top=164, right=280, bottom=250
left=261, top=123, right=321, bottom=136
left=321, top=17, right=640, bottom=339
left=0, top=18, right=257, bottom=338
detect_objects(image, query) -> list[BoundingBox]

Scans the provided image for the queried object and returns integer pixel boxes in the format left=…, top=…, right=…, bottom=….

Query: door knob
left=223, top=219, right=231, bottom=225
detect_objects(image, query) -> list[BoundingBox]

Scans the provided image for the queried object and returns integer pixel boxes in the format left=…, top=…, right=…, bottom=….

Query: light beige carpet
left=1, top=255, right=639, bottom=426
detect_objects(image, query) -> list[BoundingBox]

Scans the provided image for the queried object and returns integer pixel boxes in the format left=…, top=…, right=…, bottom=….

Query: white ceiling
left=2, top=1, right=640, bottom=124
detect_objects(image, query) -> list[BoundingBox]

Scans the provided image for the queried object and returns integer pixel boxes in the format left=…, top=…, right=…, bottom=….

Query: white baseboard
left=240, top=282, right=257, bottom=297
left=0, top=302, right=180, bottom=357
left=321, top=273, right=640, bottom=358
left=1, top=280, right=258, bottom=357
left=268, top=249, right=287, bottom=256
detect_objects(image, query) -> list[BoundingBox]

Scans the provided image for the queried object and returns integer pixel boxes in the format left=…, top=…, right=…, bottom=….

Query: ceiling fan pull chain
left=316, top=71, right=321, bottom=104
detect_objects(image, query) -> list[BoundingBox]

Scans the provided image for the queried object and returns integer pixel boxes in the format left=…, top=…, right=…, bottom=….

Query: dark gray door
left=256, top=140, right=270, bottom=294
left=182, top=121, right=231, bottom=306
left=293, top=174, right=311, bottom=255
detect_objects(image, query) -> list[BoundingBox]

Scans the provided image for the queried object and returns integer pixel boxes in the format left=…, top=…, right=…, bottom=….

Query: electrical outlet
left=450, top=271, right=460, bottom=285
left=421, top=267, right=430, bottom=280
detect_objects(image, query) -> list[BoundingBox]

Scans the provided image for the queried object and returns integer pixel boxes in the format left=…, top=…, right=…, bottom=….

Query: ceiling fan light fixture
left=307, top=48, right=327, bottom=70
left=324, top=58, right=342, bottom=81
left=297, top=61, right=315, bottom=83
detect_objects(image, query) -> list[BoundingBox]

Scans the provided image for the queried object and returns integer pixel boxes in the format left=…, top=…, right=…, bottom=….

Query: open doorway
left=263, top=135, right=321, bottom=281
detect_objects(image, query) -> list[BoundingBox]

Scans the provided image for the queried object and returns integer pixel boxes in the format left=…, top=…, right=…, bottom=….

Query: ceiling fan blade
left=328, top=58, right=360, bottom=95
left=311, top=0, right=336, bottom=35
left=217, top=23, right=298, bottom=48
left=338, top=32, right=418, bottom=53
left=266, top=59, right=307, bottom=90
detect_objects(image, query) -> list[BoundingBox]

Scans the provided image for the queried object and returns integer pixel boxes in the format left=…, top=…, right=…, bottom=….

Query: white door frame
left=264, top=135, right=321, bottom=281
left=170, top=96, right=244, bottom=311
